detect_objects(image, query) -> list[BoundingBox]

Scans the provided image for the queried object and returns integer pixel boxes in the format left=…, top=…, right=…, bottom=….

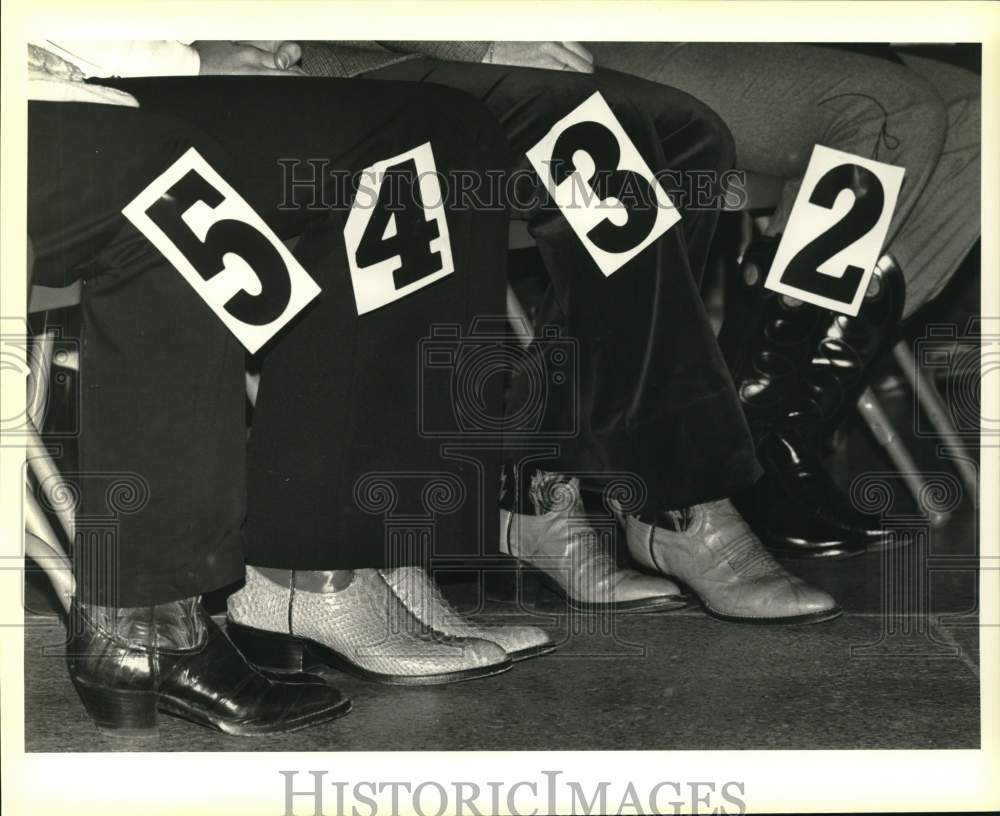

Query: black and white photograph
left=1, top=2, right=997, bottom=814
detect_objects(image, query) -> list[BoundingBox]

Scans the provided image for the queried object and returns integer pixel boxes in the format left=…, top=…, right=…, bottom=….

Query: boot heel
left=71, top=678, right=158, bottom=736
left=516, top=561, right=552, bottom=607
left=227, top=621, right=308, bottom=672
left=484, top=567, right=519, bottom=604
left=485, top=562, right=550, bottom=609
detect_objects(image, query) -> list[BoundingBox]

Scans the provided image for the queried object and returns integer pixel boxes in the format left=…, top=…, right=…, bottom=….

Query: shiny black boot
left=67, top=596, right=351, bottom=736
left=718, top=237, right=905, bottom=558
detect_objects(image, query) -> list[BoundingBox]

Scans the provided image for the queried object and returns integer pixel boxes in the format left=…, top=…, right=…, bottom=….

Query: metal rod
left=856, top=385, right=950, bottom=527
left=892, top=340, right=978, bottom=504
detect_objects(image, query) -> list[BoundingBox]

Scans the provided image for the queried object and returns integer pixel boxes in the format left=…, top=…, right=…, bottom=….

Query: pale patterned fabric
left=30, top=39, right=200, bottom=78
left=301, top=40, right=490, bottom=79
left=28, top=43, right=138, bottom=106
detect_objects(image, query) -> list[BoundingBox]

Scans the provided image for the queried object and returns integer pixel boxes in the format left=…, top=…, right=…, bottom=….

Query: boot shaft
left=720, top=237, right=905, bottom=446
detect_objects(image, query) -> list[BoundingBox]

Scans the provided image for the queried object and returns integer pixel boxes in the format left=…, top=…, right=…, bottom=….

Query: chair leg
left=23, top=324, right=76, bottom=610
left=891, top=340, right=979, bottom=504
left=26, top=422, right=76, bottom=544
left=26, top=328, right=55, bottom=431
left=856, top=386, right=951, bottom=527
left=24, top=489, right=74, bottom=615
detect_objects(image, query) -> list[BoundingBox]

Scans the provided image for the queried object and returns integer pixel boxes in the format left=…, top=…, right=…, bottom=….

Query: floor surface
left=21, top=387, right=985, bottom=753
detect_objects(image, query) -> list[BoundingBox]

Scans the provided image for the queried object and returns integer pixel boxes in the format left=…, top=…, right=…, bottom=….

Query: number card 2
left=122, top=148, right=321, bottom=354
left=764, top=144, right=905, bottom=316
left=344, top=142, right=454, bottom=315
left=526, top=91, right=680, bottom=277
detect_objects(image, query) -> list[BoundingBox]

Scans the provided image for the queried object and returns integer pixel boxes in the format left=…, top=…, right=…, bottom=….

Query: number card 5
left=122, top=147, right=321, bottom=354
left=764, top=144, right=905, bottom=316
left=345, top=142, right=454, bottom=315
left=526, top=91, right=680, bottom=277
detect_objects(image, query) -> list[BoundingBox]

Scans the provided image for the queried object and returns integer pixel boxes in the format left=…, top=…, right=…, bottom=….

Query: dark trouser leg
left=340, top=60, right=841, bottom=624
left=28, top=101, right=246, bottom=606
left=357, top=60, right=760, bottom=510
left=108, top=77, right=513, bottom=569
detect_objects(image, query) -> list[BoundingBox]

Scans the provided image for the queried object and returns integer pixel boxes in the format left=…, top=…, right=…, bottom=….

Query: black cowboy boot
left=719, top=237, right=905, bottom=558
left=67, top=596, right=351, bottom=736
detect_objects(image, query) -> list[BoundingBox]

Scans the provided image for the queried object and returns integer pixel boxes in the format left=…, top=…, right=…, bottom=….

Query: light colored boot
left=625, top=499, right=841, bottom=624
left=381, top=565, right=556, bottom=661
left=227, top=567, right=511, bottom=685
left=500, top=473, right=687, bottom=613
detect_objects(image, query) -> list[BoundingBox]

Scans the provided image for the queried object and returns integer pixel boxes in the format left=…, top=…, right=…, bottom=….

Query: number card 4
left=526, top=91, right=680, bottom=277
left=122, top=148, right=321, bottom=354
left=764, top=144, right=905, bottom=316
left=345, top=142, right=454, bottom=315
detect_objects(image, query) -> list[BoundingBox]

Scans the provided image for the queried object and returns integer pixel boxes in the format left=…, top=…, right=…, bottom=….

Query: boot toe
left=788, top=581, right=840, bottom=616
left=249, top=678, right=351, bottom=733
left=756, top=577, right=841, bottom=623
left=461, top=637, right=512, bottom=668
left=479, top=625, right=556, bottom=660
left=380, top=636, right=511, bottom=681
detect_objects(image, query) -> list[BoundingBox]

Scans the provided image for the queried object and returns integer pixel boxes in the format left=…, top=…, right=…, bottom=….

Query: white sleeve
left=33, top=40, right=200, bottom=78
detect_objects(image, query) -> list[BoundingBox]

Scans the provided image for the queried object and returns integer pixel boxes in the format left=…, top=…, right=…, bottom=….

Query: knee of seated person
left=896, top=75, right=949, bottom=151
left=397, top=84, right=510, bottom=164
left=613, top=88, right=735, bottom=176
left=953, top=91, right=981, bottom=139
left=140, top=109, right=234, bottom=183
left=835, top=67, right=948, bottom=156
left=686, top=97, right=737, bottom=174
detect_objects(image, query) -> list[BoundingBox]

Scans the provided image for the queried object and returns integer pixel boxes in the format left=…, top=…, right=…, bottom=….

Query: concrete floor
left=22, top=387, right=982, bottom=752
left=23, top=604, right=980, bottom=753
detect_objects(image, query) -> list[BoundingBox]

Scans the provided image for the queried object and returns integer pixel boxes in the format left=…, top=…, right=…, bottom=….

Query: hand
left=484, top=41, right=594, bottom=73
left=234, top=40, right=303, bottom=71
left=193, top=41, right=305, bottom=76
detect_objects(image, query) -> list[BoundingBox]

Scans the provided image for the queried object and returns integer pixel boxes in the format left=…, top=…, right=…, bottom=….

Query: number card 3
left=122, top=147, right=321, bottom=354
left=764, top=144, right=905, bottom=316
left=526, top=91, right=680, bottom=277
left=345, top=142, right=454, bottom=315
